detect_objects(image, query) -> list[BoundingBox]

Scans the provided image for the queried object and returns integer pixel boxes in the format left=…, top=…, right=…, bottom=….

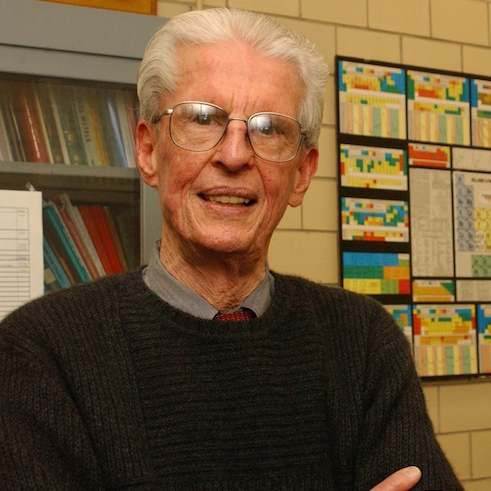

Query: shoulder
left=271, top=272, right=404, bottom=348
left=272, top=272, right=386, bottom=317
left=0, top=269, right=146, bottom=355
left=6, top=268, right=143, bottom=318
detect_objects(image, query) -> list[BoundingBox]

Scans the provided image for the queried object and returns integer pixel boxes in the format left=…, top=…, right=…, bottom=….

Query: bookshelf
left=0, top=0, right=165, bottom=292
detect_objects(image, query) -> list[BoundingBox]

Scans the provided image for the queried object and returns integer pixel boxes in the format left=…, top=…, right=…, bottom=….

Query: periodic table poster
left=337, top=57, right=491, bottom=378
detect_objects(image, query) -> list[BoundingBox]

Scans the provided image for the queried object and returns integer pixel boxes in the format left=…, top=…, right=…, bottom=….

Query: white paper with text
left=0, top=190, right=43, bottom=321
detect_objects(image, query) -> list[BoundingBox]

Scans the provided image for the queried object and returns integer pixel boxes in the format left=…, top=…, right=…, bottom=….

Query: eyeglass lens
left=169, top=102, right=302, bottom=162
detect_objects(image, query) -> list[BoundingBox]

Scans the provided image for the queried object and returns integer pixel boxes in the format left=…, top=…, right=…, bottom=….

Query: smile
left=203, top=195, right=253, bottom=206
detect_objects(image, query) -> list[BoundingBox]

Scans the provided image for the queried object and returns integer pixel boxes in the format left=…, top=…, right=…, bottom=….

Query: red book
left=78, top=204, right=114, bottom=275
left=14, top=81, right=50, bottom=163
left=103, top=206, right=129, bottom=272
left=88, top=204, right=123, bottom=274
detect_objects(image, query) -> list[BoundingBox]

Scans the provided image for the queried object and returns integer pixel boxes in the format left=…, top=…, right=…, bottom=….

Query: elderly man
left=0, top=7, right=461, bottom=491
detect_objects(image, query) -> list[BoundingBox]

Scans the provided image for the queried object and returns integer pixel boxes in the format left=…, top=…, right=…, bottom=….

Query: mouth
left=201, top=195, right=255, bottom=206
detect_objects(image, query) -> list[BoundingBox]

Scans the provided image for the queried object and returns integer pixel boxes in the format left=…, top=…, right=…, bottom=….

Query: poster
left=337, top=57, right=491, bottom=377
left=453, top=171, right=491, bottom=277
left=410, top=168, right=454, bottom=277
left=338, top=60, right=406, bottom=139
left=407, top=70, right=470, bottom=145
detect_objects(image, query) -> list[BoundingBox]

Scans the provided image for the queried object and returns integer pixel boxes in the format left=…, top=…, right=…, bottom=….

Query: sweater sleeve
left=0, top=325, right=105, bottom=491
left=0, top=274, right=155, bottom=491
left=353, top=297, right=463, bottom=491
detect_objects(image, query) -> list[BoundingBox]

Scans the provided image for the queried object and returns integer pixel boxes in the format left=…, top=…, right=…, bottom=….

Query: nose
left=213, top=118, right=255, bottom=171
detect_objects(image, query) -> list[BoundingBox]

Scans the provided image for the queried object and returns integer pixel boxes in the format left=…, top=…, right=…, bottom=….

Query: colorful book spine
left=88, top=204, right=123, bottom=273
left=13, top=81, right=51, bottom=163
left=43, top=235, right=72, bottom=289
left=85, top=87, right=109, bottom=167
left=50, top=84, right=88, bottom=165
left=77, top=204, right=114, bottom=275
left=94, top=88, right=118, bottom=166
left=106, top=92, right=128, bottom=167
left=0, top=80, right=27, bottom=162
left=43, top=213, right=78, bottom=286
left=103, top=206, right=129, bottom=271
left=54, top=197, right=100, bottom=280
left=47, top=84, right=70, bottom=165
left=72, top=86, right=100, bottom=166
left=115, top=89, right=136, bottom=168
left=36, top=83, right=66, bottom=164
left=43, top=202, right=91, bottom=283
left=58, top=193, right=105, bottom=278
left=112, top=204, right=140, bottom=269
left=0, top=106, right=13, bottom=161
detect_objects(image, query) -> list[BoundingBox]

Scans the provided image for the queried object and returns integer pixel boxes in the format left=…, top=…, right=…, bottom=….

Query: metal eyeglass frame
left=150, top=100, right=307, bottom=163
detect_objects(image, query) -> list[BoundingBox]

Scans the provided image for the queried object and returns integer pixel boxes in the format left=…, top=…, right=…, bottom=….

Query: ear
left=288, top=147, right=318, bottom=208
left=136, top=120, right=159, bottom=187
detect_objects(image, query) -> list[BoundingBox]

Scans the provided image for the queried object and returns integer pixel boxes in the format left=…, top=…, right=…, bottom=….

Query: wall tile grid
left=155, top=0, right=491, bottom=487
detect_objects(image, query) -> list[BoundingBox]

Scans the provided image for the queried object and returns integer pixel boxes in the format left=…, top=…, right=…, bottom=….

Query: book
left=77, top=204, right=114, bottom=275
left=115, top=89, right=136, bottom=168
left=32, top=85, right=54, bottom=164
left=0, top=80, right=27, bottom=162
left=122, top=90, right=138, bottom=151
left=85, top=87, right=109, bottom=167
left=58, top=193, right=105, bottom=278
left=88, top=204, right=123, bottom=273
left=47, top=84, right=70, bottom=165
left=106, top=92, right=128, bottom=167
left=43, top=201, right=91, bottom=283
left=43, top=212, right=78, bottom=286
left=43, top=264, right=61, bottom=292
left=90, top=87, right=122, bottom=167
left=36, top=83, right=66, bottom=164
left=50, top=84, right=88, bottom=165
left=103, top=206, right=129, bottom=271
left=110, top=204, right=140, bottom=270
left=12, top=81, right=51, bottom=163
left=72, top=86, right=100, bottom=166
left=0, top=106, right=13, bottom=161
left=53, top=195, right=100, bottom=280
left=43, top=235, right=72, bottom=289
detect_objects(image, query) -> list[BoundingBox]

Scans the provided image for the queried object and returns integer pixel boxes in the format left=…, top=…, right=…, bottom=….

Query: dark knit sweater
left=0, top=269, right=462, bottom=490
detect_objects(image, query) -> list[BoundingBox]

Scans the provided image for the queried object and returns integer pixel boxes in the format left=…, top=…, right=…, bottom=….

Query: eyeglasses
left=151, top=101, right=306, bottom=163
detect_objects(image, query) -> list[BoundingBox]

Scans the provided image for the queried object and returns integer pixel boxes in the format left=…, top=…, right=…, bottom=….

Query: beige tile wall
left=156, top=0, right=491, bottom=487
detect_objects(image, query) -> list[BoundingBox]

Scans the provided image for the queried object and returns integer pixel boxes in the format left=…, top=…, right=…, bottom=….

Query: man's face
left=137, top=42, right=318, bottom=262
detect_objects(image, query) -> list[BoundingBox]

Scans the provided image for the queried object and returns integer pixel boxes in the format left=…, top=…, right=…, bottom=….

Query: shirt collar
left=142, top=241, right=274, bottom=319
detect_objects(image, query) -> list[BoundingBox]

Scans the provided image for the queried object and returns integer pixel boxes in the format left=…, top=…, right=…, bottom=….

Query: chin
left=195, top=232, right=259, bottom=256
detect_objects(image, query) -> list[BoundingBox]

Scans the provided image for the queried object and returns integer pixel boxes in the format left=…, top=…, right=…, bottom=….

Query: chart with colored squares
left=337, top=57, right=491, bottom=378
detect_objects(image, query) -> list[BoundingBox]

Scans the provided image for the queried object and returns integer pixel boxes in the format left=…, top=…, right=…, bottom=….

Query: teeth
left=207, top=195, right=251, bottom=205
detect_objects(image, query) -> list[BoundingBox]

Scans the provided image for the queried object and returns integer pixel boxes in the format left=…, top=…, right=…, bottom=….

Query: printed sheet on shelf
left=0, top=190, right=43, bottom=322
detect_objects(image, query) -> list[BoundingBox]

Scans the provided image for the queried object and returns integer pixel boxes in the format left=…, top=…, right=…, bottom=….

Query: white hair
left=137, top=8, right=328, bottom=147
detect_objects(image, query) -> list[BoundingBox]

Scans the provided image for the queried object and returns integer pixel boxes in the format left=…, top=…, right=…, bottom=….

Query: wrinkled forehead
left=166, top=41, right=305, bottom=115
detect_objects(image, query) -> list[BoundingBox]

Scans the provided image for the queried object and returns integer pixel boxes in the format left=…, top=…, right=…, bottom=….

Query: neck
left=159, top=237, right=267, bottom=313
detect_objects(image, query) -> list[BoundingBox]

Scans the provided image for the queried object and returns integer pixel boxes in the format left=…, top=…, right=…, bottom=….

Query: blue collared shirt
left=142, top=241, right=274, bottom=319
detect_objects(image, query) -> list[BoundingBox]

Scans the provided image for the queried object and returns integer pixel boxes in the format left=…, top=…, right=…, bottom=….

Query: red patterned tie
left=214, top=309, right=255, bottom=321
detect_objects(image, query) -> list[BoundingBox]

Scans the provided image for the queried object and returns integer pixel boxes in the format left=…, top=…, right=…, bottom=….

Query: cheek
left=263, top=166, right=297, bottom=204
